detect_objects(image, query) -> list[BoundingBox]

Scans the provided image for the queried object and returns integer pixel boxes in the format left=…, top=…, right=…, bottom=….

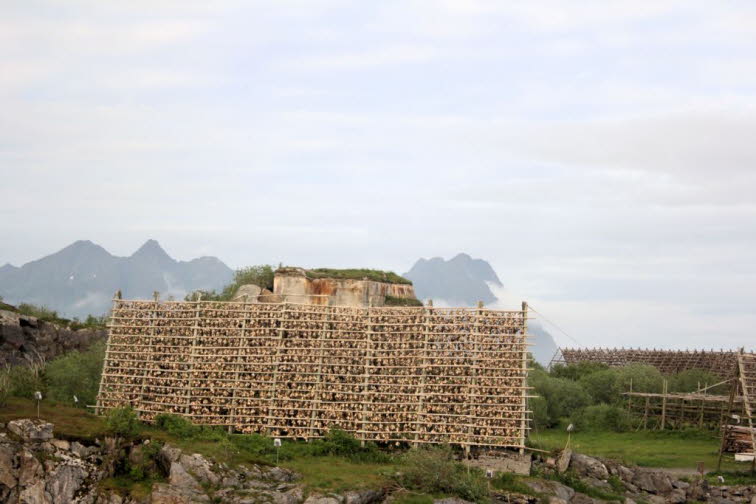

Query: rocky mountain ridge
left=0, top=240, right=233, bottom=319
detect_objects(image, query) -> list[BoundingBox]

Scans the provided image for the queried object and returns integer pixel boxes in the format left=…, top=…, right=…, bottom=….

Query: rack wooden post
left=519, top=301, right=529, bottom=454
left=660, top=379, right=668, bottom=430
left=96, top=290, right=121, bottom=415
left=185, top=294, right=202, bottom=417
left=413, top=300, right=432, bottom=448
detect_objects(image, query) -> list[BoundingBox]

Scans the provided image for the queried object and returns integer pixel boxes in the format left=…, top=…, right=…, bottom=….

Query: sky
left=1, top=1, right=755, bottom=350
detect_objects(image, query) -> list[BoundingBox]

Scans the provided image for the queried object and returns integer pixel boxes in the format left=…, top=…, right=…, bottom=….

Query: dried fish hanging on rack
left=96, top=298, right=531, bottom=449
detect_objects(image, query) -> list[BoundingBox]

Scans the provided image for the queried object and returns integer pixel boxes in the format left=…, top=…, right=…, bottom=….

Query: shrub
left=232, top=265, right=276, bottom=291
left=397, top=446, right=488, bottom=502
left=127, top=441, right=163, bottom=481
left=669, top=369, right=725, bottom=394
left=529, top=396, right=550, bottom=429
left=106, top=406, right=140, bottom=438
left=613, top=364, right=663, bottom=396
left=0, top=368, right=10, bottom=407
left=574, top=404, right=633, bottom=432
left=530, top=370, right=591, bottom=426
left=154, top=413, right=201, bottom=438
left=550, top=362, right=609, bottom=381
left=45, top=341, right=105, bottom=407
left=7, top=365, right=46, bottom=399
left=580, top=369, right=620, bottom=404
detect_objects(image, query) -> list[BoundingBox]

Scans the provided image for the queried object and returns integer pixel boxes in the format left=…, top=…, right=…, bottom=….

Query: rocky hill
left=0, top=306, right=105, bottom=367
left=0, top=240, right=233, bottom=319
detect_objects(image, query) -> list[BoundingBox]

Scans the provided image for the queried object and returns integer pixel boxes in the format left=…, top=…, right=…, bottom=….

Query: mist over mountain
left=0, top=240, right=233, bottom=319
left=404, top=253, right=560, bottom=365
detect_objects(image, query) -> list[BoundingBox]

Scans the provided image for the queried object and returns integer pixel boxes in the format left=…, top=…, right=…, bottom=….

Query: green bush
left=154, top=414, right=201, bottom=438
left=7, top=365, right=46, bottom=399
left=530, top=369, right=591, bottom=426
left=529, top=396, right=550, bottom=429
left=0, top=368, right=10, bottom=407
left=574, top=404, right=633, bottom=432
left=669, top=369, right=725, bottom=394
left=397, top=446, right=488, bottom=502
left=106, top=406, right=140, bottom=438
left=580, top=369, right=620, bottom=404
left=45, top=341, right=105, bottom=407
left=613, top=364, right=663, bottom=396
left=127, top=441, right=163, bottom=481
left=550, top=362, right=609, bottom=381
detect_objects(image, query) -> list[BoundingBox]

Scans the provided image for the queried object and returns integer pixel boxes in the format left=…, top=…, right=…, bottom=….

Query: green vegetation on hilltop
left=384, top=295, right=424, bottom=306
left=185, top=265, right=276, bottom=301
left=0, top=300, right=108, bottom=330
left=306, top=268, right=413, bottom=285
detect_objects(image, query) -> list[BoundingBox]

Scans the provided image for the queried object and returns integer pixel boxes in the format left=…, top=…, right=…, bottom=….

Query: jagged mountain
left=404, top=253, right=502, bottom=305
left=404, top=253, right=559, bottom=366
left=0, top=240, right=233, bottom=319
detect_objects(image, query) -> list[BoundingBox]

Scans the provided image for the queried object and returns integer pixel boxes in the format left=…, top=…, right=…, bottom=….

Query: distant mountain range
left=0, top=243, right=559, bottom=364
left=404, top=253, right=560, bottom=365
left=0, top=240, right=233, bottom=319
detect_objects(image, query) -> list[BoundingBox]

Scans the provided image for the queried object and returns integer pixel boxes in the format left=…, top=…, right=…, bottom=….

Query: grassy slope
left=530, top=428, right=744, bottom=472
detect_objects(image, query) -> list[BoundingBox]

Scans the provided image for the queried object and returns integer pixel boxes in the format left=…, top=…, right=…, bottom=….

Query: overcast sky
left=1, top=1, right=755, bottom=350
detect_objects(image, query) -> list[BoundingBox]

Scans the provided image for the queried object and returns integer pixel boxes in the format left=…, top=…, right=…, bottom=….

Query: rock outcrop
left=273, top=268, right=417, bottom=307
left=0, top=309, right=105, bottom=367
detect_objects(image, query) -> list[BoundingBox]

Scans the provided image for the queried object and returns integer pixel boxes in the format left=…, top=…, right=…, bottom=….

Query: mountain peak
left=132, top=239, right=169, bottom=257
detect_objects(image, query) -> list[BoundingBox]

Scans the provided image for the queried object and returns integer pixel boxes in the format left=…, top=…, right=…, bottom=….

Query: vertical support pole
left=465, top=301, right=483, bottom=457
left=96, top=290, right=122, bottom=415
left=186, top=294, right=201, bottom=419
left=519, top=301, right=529, bottom=455
left=643, top=397, right=650, bottom=430
left=718, top=375, right=738, bottom=472
left=136, top=292, right=160, bottom=419
left=360, top=304, right=373, bottom=447
left=660, top=379, right=668, bottom=430
left=413, top=300, right=432, bottom=448
left=229, top=295, right=248, bottom=434
left=266, top=303, right=288, bottom=435
left=308, top=306, right=329, bottom=439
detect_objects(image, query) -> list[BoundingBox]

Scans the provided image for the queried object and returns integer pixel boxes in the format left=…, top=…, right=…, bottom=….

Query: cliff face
left=0, top=310, right=105, bottom=367
left=273, top=269, right=417, bottom=307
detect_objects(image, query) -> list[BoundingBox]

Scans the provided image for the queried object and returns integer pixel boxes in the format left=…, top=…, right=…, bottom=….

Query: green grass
left=284, top=456, right=395, bottom=492
left=278, top=267, right=412, bottom=285
left=384, top=295, right=424, bottom=307
left=0, top=397, right=108, bottom=441
left=529, top=428, right=744, bottom=472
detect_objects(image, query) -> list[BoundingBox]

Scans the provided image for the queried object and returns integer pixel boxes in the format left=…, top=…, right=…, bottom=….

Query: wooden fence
left=95, top=298, right=531, bottom=449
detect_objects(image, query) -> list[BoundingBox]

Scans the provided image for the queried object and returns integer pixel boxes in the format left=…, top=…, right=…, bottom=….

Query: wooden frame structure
left=95, top=296, right=531, bottom=449
left=554, top=348, right=738, bottom=379
left=718, top=351, right=756, bottom=469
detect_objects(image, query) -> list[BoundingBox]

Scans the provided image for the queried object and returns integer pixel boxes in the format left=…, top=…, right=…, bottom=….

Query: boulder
left=179, top=453, right=220, bottom=486
left=570, top=453, right=609, bottom=480
left=259, top=289, right=284, bottom=303
left=433, top=499, right=475, bottom=504
left=667, top=488, right=687, bottom=504
left=273, top=487, right=305, bottom=504
left=263, top=466, right=299, bottom=483
left=546, top=498, right=567, bottom=504
left=19, top=480, right=50, bottom=504
left=0, top=442, right=17, bottom=488
left=303, top=495, right=341, bottom=504
left=570, top=493, right=599, bottom=504
left=46, top=464, right=89, bottom=504
left=169, top=462, right=204, bottom=493
left=343, top=489, right=384, bottom=504
left=18, top=449, right=43, bottom=486
left=523, top=480, right=575, bottom=501
left=151, top=482, right=209, bottom=504
left=233, top=284, right=262, bottom=303
left=7, top=419, right=54, bottom=443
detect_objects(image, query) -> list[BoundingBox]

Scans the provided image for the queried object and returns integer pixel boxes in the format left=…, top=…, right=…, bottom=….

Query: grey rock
left=19, top=480, right=51, bottom=504
left=433, top=499, right=475, bottom=504
left=179, top=452, right=220, bottom=485
left=623, top=498, right=636, bottom=504
left=264, top=466, right=299, bottom=483
left=343, top=489, right=384, bottom=504
left=667, top=488, right=686, bottom=503
left=46, top=464, right=89, bottom=504
left=151, top=482, right=209, bottom=503
left=51, top=439, right=70, bottom=451
left=672, top=479, right=690, bottom=490
left=0, top=442, right=17, bottom=488
left=158, top=444, right=183, bottom=474
left=647, top=496, right=666, bottom=504
left=304, top=495, right=342, bottom=504
left=18, top=449, right=43, bottom=486
left=524, top=480, right=575, bottom=501
left=569, top=493, right=598, bottom=504
left=274, top=487, right=305, bottom=504
left=169, top=462, right=204, bottom=493
left=233, top=284, right=262, bottom=303
left=547, top=498, right=567, bottom=504
left=570, top=453, right=609, bottom=480
left=751, top=496, right=756, bottom=504
left=7, top=419, right=54, bottom=443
